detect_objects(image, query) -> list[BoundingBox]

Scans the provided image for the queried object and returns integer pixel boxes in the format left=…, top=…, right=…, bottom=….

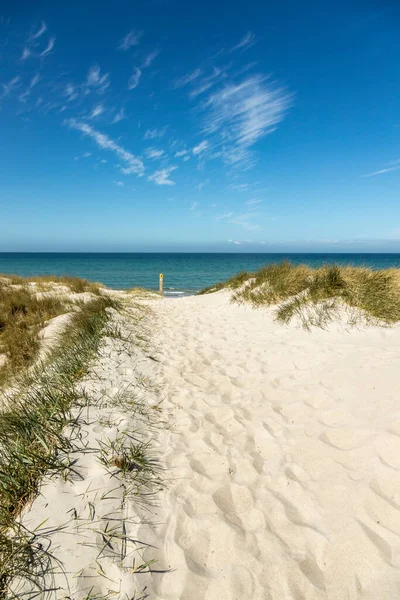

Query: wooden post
left=159, top=273, right=163, bottom=295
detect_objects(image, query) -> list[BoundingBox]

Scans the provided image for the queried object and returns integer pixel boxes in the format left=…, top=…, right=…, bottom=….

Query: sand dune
left=14, top=289, right=400, bottom=598
left=140, top=290, right=400, bottom=599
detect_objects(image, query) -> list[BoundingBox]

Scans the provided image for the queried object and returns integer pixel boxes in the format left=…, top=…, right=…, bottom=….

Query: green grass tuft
left=200, top=261, right=400, bottom=328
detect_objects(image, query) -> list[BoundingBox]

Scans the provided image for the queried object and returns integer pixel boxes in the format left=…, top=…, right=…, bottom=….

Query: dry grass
left=0, top=276, right=105, bottom=385
left=0, top=274, right=103, bottom=294
left=0, top=295, right=120, bottom=597
left=200, top=261, right=400, bottom=329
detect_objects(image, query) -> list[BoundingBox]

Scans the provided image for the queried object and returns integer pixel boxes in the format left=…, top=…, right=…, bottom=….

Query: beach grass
left=0, top=276, right=104, bottom=385
left=200, top=261, right=400, bottom=328
left=0, top=294, right=118, bottom=596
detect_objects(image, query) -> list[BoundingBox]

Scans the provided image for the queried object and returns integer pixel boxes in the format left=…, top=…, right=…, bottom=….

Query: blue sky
left=0, top=0, right=399, bottom=252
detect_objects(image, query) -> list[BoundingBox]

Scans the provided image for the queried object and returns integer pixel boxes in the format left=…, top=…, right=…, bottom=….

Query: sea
left=1, top=253, right=400, bottom=297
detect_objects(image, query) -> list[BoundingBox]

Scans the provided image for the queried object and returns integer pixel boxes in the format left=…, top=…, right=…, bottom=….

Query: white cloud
left=146, top=147, right=165, bottom=160
left=230, top=183, right=249, bottom=192
left=190, top=201, right=199, bottom=210
left=20, top=47, right=31, bottom=60
left=128, top=67, right=141, bottom=90
left=173, top=68, right=202, bottom=88
left=217, top=210, right=260, bottom=230
left=245, top=198, right=263, bottom=205
left=193, top=140, right=208, bottom=155
left=63, top=83, right=78, bottom=102
left=112, top=107, right=125, bottom=124
left=197, top=179, right=209, bottom=190
left=119, top=29, right=143, bottom=50
left=83, top=152, right=92, bottom=157
left=189, top=67, right=225, bottom=99
left=228, top=239, right=242, bottom=245
left=143, top=127, right=168, bottom=139
left=230, top=31, right=255, bottom=53
left=229, top=212, right=261, bottom=230
left=1, top=76, right=20, bottom=98
left=183, top=155, right=190, bottom=162
left=201, top=74, right=292, bottom=168
left=86, top=65, right=110, bottom=92
left=113, top=180, right=124, bottom=186
left=148, top=166, right=177, bottom=185
left=40, top=37, right=55, bottom=57
left=364, top=165, right=400, bottom=177
left=30, top=21, right=47, bottom=40
left=141, top=49, right=159, bottom=68
left=175, top=149, right=188, bottom=157
left=66, top=119, right=144, bottom=176
left=18, top=73, right=40, bottom=102
left=89, top=104, right=105, bottom=119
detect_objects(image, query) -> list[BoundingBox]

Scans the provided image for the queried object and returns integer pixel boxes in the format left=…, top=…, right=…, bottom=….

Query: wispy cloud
left=364, top=164, right=400, bottom=177
left=230, top=31, right=256, bottom=53
left=86, top=65, right=110, bottom=93
left=1, top=76, right=20, bottom=98
left=229, top=212, right=261, bottom=230
left=173, top=68, right=202, bottom=88
left=196, top=179, right=209, bottom=190
left=189, top=67, right=226, bottom=99
left=148, top=166, right=177, bottom=185
left=89, top=104, right=105, bottom=119
left=217, top=210, right=260, bottom=230
left=141, top=49, right=159, bottom=68
left=20, top=47, right=31, bottom=60
left=113, top=180, right=124, bottom=186
left=40, top=37, right=55, bottom=57
left=119, top=29, right=143, bottom=51
left=66, top=119, right=144, bottom=176
left=30, top=21, right=47, bottom=41
left=216, top=212, right=233, bottom=220
left=146, top=147, right=165, bottom=159
left=201, top=74, right=292, bottom=168
left=143, top=127, right=168, bottom=139
left=228, top=239, right=242, bottom=245
left=112, top=107, right=125, bottom=124
left=128, top=67, right=141, bottom=90
left=230, top=183, right=249, bottom=192
left=63, top=83, right=78, bottom=102
left=190, top=201, right=199, bottom=210
left=18, top=73, right=40, bottom=103
left=245, top=198, right=263, bottom=205
left=193, top=140, right=209, bottom=155
left=175, top=149, right=188, bottom=157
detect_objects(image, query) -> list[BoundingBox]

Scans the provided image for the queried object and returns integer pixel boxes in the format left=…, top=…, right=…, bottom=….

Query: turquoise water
left=1, top=253, right=400, bottom=296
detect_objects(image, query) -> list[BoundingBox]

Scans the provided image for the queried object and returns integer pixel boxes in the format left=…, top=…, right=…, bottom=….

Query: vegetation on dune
left=0, top=279, right=163, bottom=597
left=0, top=295, right=117, bottom=596
left=0, top=273, right=103, bottom=294
left=0, top=276, right=103, bottom=384
left=199, top=261, right=400, bottom=329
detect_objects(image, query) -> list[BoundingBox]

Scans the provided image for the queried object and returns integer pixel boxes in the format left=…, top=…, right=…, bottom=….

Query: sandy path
left=141, top=291, right=400, bottom=600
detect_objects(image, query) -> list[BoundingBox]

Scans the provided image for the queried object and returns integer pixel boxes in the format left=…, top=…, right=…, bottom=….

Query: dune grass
left=0, top=276, right=105, bottom=386
left=200, top=261, right=400, bottom=329
left=0, top=274, right=103, bottom=294
left=0, top=294, right=119, bottom=597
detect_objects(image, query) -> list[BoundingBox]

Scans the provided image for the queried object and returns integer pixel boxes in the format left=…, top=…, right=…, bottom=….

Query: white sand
left=14, top=290, right=400, bottom=599
left=140, top=291, right=400, bottom=599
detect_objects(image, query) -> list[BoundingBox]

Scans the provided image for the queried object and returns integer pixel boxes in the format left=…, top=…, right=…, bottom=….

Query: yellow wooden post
left=159, top=273, right=163, bottom=295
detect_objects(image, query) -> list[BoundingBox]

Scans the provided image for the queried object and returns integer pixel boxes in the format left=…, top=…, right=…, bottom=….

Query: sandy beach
left=10, top=288, right=400, bottom=599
